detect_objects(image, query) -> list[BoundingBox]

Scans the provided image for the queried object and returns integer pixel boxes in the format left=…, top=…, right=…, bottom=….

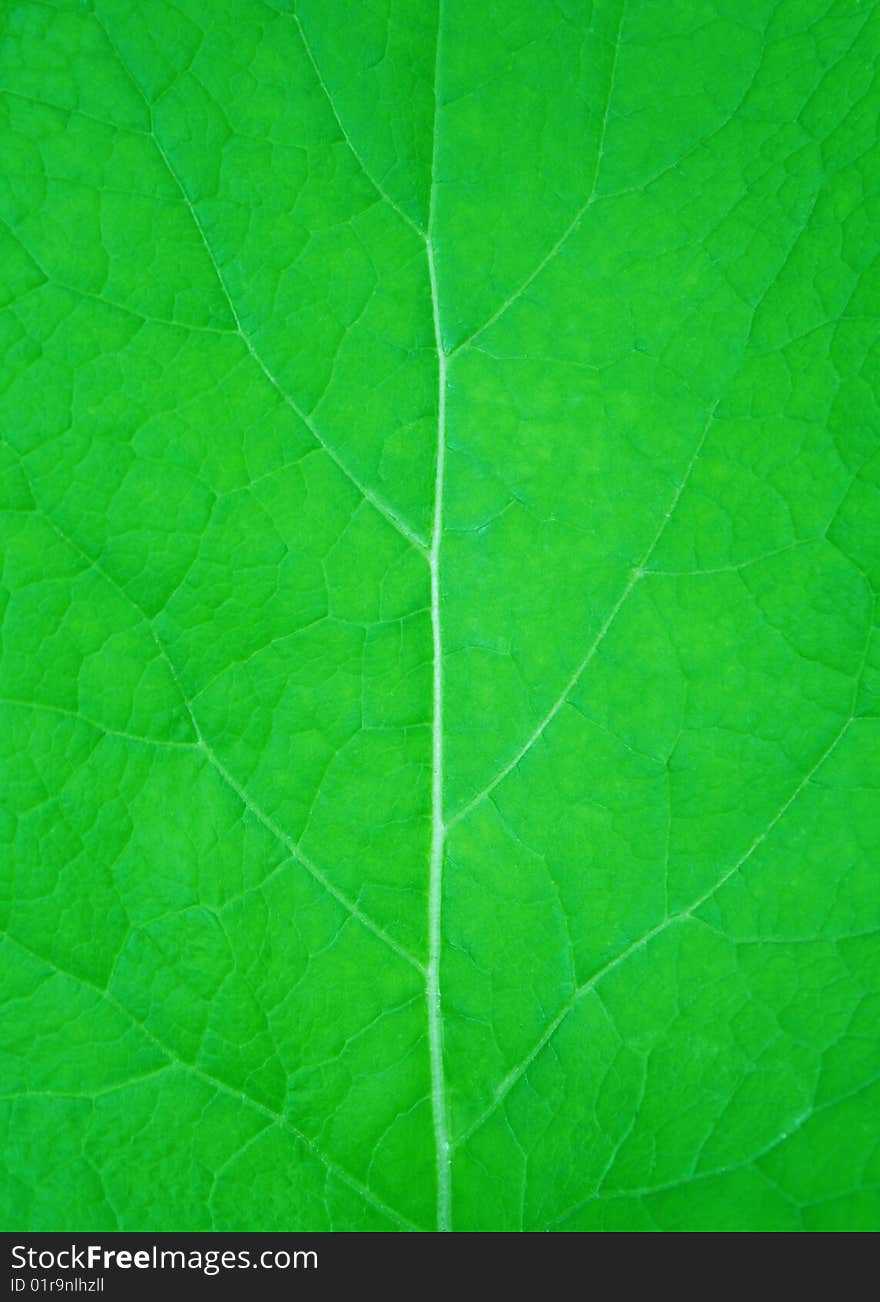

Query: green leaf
left=2, top=0, right=879, bottom=1233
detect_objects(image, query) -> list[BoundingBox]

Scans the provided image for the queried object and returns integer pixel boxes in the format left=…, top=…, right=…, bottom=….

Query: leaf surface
left=2, top=0, right=879, bottom=1232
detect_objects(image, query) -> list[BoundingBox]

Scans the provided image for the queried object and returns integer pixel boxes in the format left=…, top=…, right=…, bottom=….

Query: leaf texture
left=2, top=0, right=880, bottom=1232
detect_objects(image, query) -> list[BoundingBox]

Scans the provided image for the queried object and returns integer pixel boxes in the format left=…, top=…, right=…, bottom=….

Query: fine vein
left=3, top=933, right=419, bottom=1232
left=27, top=499, right=422, bottom=974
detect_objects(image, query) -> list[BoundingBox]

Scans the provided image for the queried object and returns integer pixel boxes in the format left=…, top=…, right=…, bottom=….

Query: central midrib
left=426, top=232, right=450, bottom=1232
left=426, top=6, right=452, bottom=1231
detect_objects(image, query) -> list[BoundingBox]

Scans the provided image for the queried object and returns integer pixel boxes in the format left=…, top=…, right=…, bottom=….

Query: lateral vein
left=90, top=8, right=427, bottom=554
left=454, top=714, right=854, bottom=1150
left=448, top=402, right=716, bottom=830
left=447, top=0, right=627, bottom=359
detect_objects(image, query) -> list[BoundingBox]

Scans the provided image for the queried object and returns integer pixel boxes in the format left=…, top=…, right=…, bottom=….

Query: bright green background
left=2, top=0, right=879, bottom=1232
